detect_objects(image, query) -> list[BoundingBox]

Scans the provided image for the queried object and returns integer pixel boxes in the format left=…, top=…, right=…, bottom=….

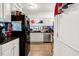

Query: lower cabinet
left=1, top=38, right=19, bottom=56
left=2, top=47, right=14, bottom=56
left=0, top=45, right=2, bottom=56
left=13, top=39, right=19, bottom=56
left=43, top=33, right=52, bottom=42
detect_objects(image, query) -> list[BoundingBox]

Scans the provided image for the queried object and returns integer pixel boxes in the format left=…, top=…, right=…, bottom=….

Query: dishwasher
left=43, top=33, right=52, bottom=42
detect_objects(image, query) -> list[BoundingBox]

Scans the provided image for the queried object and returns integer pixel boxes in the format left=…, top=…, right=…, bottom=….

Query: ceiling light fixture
left=29, top=3, right=37, bottom=9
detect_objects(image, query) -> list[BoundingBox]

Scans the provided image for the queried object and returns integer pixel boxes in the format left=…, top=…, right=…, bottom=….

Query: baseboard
left=30, top=42, right=52, bottom=44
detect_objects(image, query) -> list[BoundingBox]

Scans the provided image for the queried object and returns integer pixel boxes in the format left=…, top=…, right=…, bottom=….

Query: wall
left=29, top=11, right=54, bottom=25
left=54, top=4, right=79, bottom=56
left=28, top=11, right=54, bottom=19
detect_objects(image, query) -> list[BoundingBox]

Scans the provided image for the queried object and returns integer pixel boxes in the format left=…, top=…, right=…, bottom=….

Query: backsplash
left=0, top=22, right=12, bottom=38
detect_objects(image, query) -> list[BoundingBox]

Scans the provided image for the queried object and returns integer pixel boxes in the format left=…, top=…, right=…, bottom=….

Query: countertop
left=30, top=31, right=52, bottom=33
left=0, top=37, right=19, bottom=45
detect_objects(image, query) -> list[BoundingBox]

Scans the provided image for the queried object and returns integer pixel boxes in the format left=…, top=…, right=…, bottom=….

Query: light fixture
left=30, top=5, right=35, bottom=9
left=29, top=3, right=37, bottom=9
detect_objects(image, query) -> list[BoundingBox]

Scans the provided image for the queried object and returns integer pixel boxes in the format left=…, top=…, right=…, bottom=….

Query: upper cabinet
left=4, top=3, right=12, bottom=22
left=0, top=4, right=3, bottom=22
left=0, top=3, right=11, bottom=22
left=0, top=3, right=23, bottom=22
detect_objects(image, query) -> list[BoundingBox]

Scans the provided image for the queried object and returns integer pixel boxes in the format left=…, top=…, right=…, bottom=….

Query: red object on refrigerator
left=54, top=3, right=62, bottom=16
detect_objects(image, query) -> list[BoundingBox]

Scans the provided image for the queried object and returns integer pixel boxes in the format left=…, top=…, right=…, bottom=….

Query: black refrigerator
left=11, top=14, right=30, bottom=56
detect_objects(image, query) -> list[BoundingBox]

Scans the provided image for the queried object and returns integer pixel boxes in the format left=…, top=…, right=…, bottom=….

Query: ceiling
left=21, top=3, right=55, bottom=15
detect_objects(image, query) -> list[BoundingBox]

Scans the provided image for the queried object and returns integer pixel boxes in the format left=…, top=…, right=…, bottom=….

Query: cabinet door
left=2, top=40, right=13, bottom=56
left=4, top=3, right=11, bottom=22
left=2, top=38, right=19, bottom=56
left=0, top=45, right=2, bottom=56
left=0, top=3, right=12, bottom=22
left=13, top=38, right=19, bottom=56
left=2, top=48, right=14, bottom=56
left=0, top=3, right=3, bottom=21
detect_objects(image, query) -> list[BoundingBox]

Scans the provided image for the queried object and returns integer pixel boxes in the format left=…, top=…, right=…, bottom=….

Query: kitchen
left=0, top=3, right=55, bottom=56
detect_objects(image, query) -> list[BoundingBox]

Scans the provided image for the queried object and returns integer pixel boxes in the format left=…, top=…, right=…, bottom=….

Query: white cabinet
left=0, top=3, right=12, bottom=22
left=30, top=33, right=44, bottom=42
left=2, top=40, right=13, bottom=52
left=30, top=33, right=52, bottom=42
left=0, top=3, right=23, bottom=22
left=2, top=40, right=14, bottom=56
left=0, top=3, right=3, bottom=21
left=1, top=38, right=19, bottom=56
left=12, top=38, right=19, bottom=56
left=2, top=47, right=14, bottom=56
left=4, top=3, right=12, bottom=22
left=0, top=45, right=2, bottom=56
